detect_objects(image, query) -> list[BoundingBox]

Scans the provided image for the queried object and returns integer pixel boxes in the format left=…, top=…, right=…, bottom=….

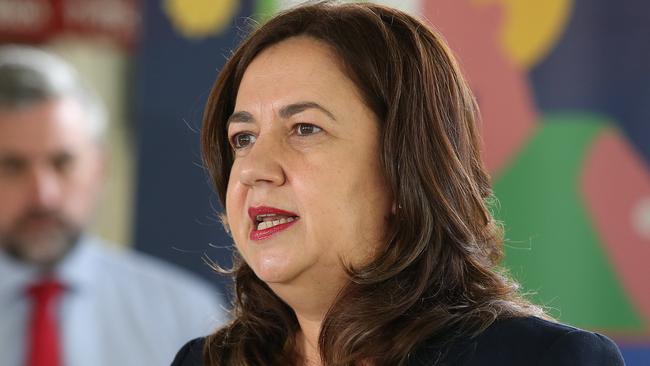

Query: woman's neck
left=296, top=316, right=323, bottom=366
left=292, top=302, right=374, bottom=366
left=267, top=273, right=347, bottom=365
left=271, top=285, right=333, bottom=366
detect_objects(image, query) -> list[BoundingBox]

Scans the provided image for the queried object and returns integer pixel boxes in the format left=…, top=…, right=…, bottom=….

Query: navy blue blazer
left=171, top=316, right=625, bottom=365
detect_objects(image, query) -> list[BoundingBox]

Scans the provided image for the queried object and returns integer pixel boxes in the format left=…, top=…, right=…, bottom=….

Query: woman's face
left=225, top=36, right=392, bottom=290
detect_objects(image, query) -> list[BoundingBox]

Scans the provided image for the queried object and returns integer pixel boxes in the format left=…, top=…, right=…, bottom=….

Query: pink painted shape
left=581, top=129, right=650, bottom=323
left=422, top=0, right=538, bottom=175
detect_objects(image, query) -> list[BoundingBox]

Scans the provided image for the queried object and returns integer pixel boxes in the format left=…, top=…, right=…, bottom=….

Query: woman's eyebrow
left=279, top=101, right=337, bottom=121
left=227, top=111, right=254, bottom=126
left=227, top=101, right=337, bottom=127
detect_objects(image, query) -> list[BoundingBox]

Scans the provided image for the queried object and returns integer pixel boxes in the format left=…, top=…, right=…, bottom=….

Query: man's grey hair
left=0, top=45, right=108, bottom=141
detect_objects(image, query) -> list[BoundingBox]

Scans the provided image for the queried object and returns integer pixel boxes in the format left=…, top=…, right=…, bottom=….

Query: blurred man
left=0, top=46, right=226, bottom=366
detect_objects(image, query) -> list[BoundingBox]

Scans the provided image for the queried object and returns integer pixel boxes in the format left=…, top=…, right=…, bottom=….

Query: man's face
left=0, top=97, right=104, bottom=267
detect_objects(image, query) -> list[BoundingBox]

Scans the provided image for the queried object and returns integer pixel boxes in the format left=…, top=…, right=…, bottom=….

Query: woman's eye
left=231, top=133, right=256, bottom=149
left=295, top=123, right=322, bottom=136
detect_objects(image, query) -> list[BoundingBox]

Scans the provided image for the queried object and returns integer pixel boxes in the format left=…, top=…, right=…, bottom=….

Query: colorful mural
left=163, top=0, right=239, bottom=38
left=426, top=0, right=650, bottom=363
left=418, top=0, right=650, bottom=363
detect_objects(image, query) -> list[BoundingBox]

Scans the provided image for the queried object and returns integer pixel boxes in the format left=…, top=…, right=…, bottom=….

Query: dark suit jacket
left=171, top=316, right=625, bottom=365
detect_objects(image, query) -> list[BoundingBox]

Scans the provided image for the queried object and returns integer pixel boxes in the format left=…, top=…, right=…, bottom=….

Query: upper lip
left=248, top=206, right=299, bottom=224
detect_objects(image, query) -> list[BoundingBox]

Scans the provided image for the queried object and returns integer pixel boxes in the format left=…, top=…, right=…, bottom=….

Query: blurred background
left=0, top=0, right=647, bottom=364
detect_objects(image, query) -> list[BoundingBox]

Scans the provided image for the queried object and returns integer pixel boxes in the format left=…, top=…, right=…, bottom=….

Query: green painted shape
left=493, top=114, right=644, bottom=331
left=254, top=0, right=279, bottom=22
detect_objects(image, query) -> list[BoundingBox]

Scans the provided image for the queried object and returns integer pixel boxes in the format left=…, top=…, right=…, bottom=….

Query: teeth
left=256, top=214, right=276, bottom=220
left=256, top=217, right=296, bottom=230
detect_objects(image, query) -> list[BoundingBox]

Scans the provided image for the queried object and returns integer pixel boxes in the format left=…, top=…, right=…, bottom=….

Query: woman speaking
left=172, top=2, right=624, bottom=365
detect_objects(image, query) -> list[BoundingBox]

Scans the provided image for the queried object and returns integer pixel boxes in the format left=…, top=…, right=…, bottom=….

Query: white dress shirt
left=0, top=236, right=228, bottom=366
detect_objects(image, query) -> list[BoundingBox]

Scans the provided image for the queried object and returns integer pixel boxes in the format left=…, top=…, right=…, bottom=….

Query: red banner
left=0, top=0, right=138, bottom=49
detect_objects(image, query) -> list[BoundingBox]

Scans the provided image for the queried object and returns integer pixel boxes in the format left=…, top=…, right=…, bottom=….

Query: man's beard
left=0, top=209, right=81, bottom=269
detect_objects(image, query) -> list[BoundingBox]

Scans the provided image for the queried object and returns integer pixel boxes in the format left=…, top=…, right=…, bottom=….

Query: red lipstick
left=248, top=206, right=299, bottom=241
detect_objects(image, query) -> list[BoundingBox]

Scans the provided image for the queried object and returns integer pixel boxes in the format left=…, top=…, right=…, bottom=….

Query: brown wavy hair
left=201, top=2, right=543, bottom=365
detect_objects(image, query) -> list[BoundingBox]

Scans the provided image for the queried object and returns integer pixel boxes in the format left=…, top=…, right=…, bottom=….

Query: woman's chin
left=249, top=257, right=302, bottom=285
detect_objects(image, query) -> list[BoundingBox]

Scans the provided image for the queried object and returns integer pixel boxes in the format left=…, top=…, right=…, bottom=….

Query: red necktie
left=26, top=279, right=64, bottom=366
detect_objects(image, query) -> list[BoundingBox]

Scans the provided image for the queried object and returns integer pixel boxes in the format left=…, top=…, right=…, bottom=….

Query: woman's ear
left=391, top=202, right=401, bottom=215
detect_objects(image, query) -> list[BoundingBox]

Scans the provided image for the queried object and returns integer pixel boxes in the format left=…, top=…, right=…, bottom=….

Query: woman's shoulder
left=171, top=337, right=206, bottom=366
left=410, top=316, right=625, bottom=366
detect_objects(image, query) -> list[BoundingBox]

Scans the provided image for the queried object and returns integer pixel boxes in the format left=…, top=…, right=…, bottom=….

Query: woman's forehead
left=242, top=37, right=343, bottom=83
left=234, top=37, right=362, bottom=115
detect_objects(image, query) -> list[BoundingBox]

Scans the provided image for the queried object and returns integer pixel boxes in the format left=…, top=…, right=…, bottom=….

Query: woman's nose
left=237, top=136, right=286, bottom=187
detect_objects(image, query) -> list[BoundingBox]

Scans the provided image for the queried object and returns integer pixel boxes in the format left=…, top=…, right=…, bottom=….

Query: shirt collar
left=55, top=235, right=98, bottom=292
left=0, top=246, right=39, bottom=298
left=0, top=235, right=98, bottom=299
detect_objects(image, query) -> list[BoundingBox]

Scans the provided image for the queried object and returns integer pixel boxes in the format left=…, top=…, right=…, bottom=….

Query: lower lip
left=249, top=219, right=298, bottom=241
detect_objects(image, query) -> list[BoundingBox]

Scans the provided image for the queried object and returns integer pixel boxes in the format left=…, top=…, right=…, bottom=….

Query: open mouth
left=254, top=214, right=298, bottom=230
left=248, top=206, right=300, bottom=240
